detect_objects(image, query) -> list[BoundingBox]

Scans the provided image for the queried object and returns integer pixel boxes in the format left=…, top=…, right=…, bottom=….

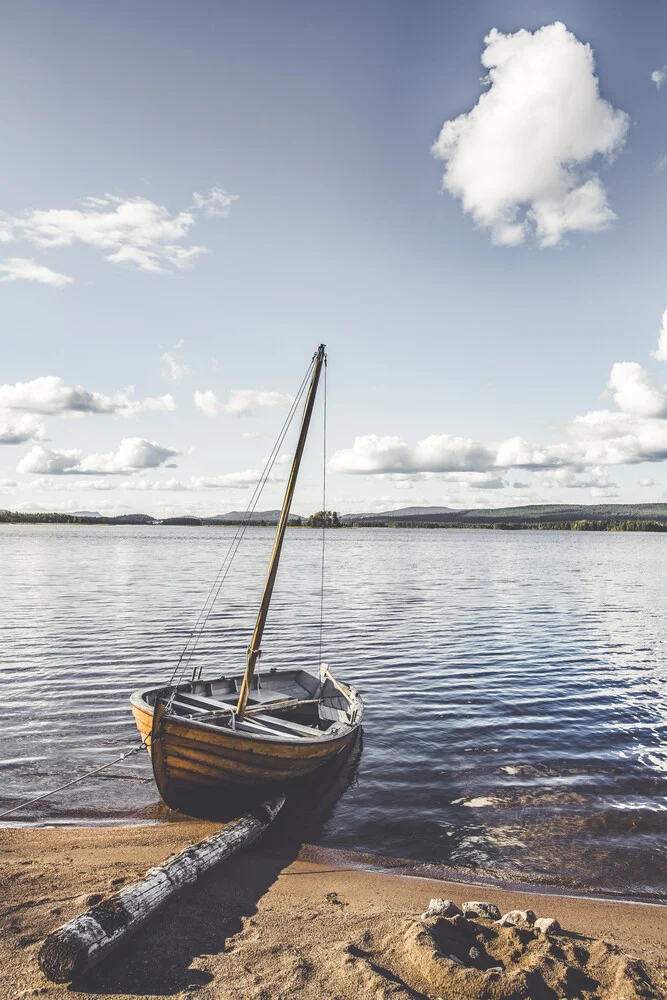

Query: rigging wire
left=171, top=359, right=313, bottom=687
left=165, top=354, right=317, bottom=693
left=185, top=367, right=314, bottom=685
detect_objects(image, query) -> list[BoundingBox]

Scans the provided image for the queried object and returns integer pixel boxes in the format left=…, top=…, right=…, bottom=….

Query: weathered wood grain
left=37, top=796, right=285, bottom=983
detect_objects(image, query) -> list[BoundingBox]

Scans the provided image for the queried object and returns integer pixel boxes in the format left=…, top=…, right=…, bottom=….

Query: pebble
left=469, top=946, right=482, bottom=962
left=498, top=909, right=536, bottom=929
left=534, top=917, right=561, bottom=935
left=445, top=954, right=465, bottom=967
left=462, top=901, right=501, bottom=920
left=422, top=898, right=461, bottom=918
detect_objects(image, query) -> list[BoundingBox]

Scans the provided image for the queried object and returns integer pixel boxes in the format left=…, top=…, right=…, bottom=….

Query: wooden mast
left=236, top=344, right=326, bottom=719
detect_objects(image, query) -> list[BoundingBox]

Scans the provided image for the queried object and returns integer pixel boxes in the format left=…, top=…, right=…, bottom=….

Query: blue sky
left=2, top=0, right=667, bottom=515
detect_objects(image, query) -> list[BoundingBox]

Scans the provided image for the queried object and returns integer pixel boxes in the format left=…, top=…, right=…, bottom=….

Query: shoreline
left=3, top=819, right=666, bottom=907
left=2, top=821, right=667, bottom=999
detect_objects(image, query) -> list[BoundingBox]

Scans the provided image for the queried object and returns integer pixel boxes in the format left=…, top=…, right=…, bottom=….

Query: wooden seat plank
left=178, top=691, right=322, bottom=738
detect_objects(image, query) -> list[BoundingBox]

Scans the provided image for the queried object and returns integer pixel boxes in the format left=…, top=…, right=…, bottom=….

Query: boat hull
left=131, top=671, right=362, bottom=810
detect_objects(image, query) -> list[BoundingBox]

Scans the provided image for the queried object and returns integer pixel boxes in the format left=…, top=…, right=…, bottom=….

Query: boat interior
left=144, top=668, right=360, bottom=742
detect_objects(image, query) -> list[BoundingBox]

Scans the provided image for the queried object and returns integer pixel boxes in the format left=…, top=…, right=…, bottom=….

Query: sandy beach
left=2, top=821, right=666, bottom=1000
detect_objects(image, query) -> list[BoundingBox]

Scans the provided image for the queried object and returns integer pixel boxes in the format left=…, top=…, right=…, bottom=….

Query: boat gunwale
left=130, top=670, right=364, bottom=747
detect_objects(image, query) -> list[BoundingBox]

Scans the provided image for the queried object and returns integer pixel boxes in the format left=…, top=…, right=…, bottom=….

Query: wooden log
left=38, top=795, right=285, bottom=983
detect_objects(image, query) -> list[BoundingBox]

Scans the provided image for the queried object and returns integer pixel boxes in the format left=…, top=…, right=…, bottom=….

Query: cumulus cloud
left=0, top=256, right=73, bottom=286
left=331, top=332, right=667, bottom=480
left=332, top=412, right=667, bottom=478
left=652, top=308, right=667, bottom=363
left=638, top=477, right=655, bottom=487
left=0, top=187, right=236, bottom=275
left=194, top=388, right=294, bottom=418
left=432, top=22, right=629, bottom=246
left=652, top=66, right=667, bottom=89
left=0, top=376, right=175, bottom=418
left=607, top=362, right=667, bottom=417
left=193, top=390, right=220, bottom=419
left=17, top=438, right=180, bottom=475
left=0, top=413, right=45, bottom=444
left=565, top=410, right=667, bottom=465
left=331, top=433, right=496, bottom=475
left=534, top=467, right=616, bottom=489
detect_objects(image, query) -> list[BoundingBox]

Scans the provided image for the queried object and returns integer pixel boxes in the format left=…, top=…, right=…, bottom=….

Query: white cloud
left=652, top=308, right=667, bottom=363
left=192, top=469, right=286, bottom=489
left=331, top=409, right=667, bottom=481
left=194, top=390, right=220, bottom=419
left=192, top=186, right=239, bottom=217
left=0, top=376, right=175, bottom=418
left=241, top=431, right=260, bottom=440
left=432, top=22, right=629, bottom=246
left=566, top=410, right=667, bottom=465
left=652, top=66, right=667, bottom=89
left=607, top=362, right=667, bottom=417
left=194, top=388, right=294, bottom=418
left=18, top=447, right=82, bottom=474
left=590, top=487, right=620, bottom=498
left=0, top=187, right=236, bottom=275
left=638, top=477, right=655, bottom=487
left=223, top=389, right=295, bottom=417
left=0, top=256, right=74, bottom=287
left=122, top=478, right=188, bottom=491
left=330, top=433, right=496, bottom=474
left=382, top=470, right=506, bottom=488
left=534, top=467, right=615, bottom=489
left=17, top=438, right=180, bottom=475
left=0, top=413, right=45, bottom=444
left=124, top=394, right=176, bottom=417
left=161, top=341, right=192, bottom=381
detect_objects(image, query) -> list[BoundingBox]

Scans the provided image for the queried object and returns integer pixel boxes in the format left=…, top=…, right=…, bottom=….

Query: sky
left=3, top=0, right=667, bottom=516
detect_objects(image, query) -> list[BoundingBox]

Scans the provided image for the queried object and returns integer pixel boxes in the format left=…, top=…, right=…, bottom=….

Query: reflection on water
left=1, top=525, right=667, bottom=898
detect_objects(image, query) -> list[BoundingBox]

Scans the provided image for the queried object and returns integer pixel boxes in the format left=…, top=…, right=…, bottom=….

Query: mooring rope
left=0, top=740, right=150, bottom=820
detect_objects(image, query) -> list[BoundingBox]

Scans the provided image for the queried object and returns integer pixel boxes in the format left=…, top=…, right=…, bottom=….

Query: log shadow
left=71, top=733, right=363, bottom=996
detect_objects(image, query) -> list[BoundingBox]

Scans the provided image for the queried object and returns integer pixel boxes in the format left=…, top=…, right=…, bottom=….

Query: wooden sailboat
left=131, top=345, right=363, bottom=809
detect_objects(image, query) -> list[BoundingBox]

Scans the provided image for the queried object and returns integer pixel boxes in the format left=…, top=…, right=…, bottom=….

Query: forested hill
left=345, top=503, right=667, bottom=529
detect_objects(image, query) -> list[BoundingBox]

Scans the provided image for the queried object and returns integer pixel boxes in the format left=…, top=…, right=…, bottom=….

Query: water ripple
left=1, top=525, right=667, bottom=895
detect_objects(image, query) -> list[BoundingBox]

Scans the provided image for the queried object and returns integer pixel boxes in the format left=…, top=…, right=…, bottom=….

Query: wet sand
left=2, top=821, right=666, bottom=999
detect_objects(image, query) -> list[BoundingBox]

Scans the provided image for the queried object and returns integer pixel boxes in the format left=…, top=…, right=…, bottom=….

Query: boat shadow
left=72, top=732, right=363, bottom=996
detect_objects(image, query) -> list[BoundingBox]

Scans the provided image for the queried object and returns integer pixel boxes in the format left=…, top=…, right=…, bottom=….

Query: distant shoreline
left=2, top=511, right=667, bottom=532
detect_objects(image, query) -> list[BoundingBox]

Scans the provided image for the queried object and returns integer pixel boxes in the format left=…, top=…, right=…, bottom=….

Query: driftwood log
left=38, top=795, right=285, bottom=983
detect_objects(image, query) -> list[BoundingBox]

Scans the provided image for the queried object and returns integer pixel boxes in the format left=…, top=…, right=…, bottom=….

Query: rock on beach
left=421, top=899, right=461, bottom=919
left=461, top=901, right=501, bottom=920
left=498, top=908, right=536, bottom=929
left=534, top=916, right=561, bottom=935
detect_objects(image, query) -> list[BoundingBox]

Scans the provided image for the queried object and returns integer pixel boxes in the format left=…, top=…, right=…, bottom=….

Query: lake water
left=1, top=525, right=666, bottom=900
